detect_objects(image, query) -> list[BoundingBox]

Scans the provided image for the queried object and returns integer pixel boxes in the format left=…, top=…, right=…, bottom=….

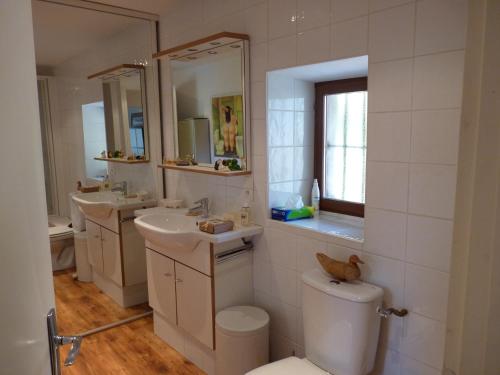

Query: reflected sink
left=72, top=191, right=154, bottom=219
left=134, top=213, right=201, bottom=252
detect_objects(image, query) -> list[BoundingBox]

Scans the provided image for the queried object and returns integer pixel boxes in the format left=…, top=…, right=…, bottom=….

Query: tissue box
left=271, top=206, right=314, bottom=222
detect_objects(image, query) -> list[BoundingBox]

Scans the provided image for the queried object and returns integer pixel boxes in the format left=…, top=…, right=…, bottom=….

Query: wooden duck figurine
left=316, top=253, right=364, bottom=282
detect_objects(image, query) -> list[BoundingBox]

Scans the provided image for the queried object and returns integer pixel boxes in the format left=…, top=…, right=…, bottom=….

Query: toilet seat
left=246, top=357, right=328, bottom=375
left=48, top=215, right=73, bottom=241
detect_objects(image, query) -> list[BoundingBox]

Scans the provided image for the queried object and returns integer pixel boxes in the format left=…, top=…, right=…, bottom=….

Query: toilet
left=247, top=269, right=384, bottom=375
left=48, top=215, right=75, bottom=271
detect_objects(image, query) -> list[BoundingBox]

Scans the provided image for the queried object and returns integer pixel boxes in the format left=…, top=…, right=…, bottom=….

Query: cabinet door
left=86, top=220, right=103, bottom=274
left=175, top=263, right=214, bottom=349
left=146, top=249, right=177, bottom=324
left=101, top=227, right=122, bottom=286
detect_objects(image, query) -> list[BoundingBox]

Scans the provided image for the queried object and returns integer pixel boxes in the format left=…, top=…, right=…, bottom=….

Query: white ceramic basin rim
left=134, top=213, right=201, bottom=251
left=72, top=191, right=149, bottom=219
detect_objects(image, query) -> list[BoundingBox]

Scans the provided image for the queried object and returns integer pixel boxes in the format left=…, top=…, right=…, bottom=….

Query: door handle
left=47, top=308, right=83, bottom=374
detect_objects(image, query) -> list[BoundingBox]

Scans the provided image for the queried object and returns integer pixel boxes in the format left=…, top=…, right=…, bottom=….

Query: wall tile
left=293, top=79, right=314, bottom=112
left=252, top=119, right=267, bottom=156
left=405, top=264, right=449, bottom=322
left=364, top=207, right=406, bottom=260
left=367, top=111, right=411, bottom=162
left=271, top=264, right=298, bottom=306
left=368, top=3, right=415, bottom=63
left=269, top=0, right=297, bottom=39
left=251, top=81, right=266, bottom=119
left=331, top=16, right=368, bottom=59
left=297, top=25, right=331, bottom=65
left=369, top=0, right=414, bottom=13
left=408, top=164, right=457, bottom=219
left=294, top=111, right=315, bottom=146
left=415, top=0, right=467, bottom=56
left=400, top=356, right=442, bottom=375
left=268, top=73, right=295, bottom=110
left=293, top=146, right=314, bottom=181
left=268, top=110, right=295, bottom=146
left=250, top=42, right=268, bottom=82
left=406, top=214, right=453, bottom=272
left=366, top=161, right=409, bottom=212
left=400, top=313, right=446, bottom=369
left=297, top=0, right=331, bottom=32
left=411, top=109, right=461, bottom=165
left=268, top=35, right=297, bottom=70
left=269, top=147, right=294, bottom=183
left=244, top=2, right=268, bottom=45
left=369, top=59, right=413, bottom=112
left=360, top=253, right=405, bottom=306
left=267, top=228, right=298, bottom=269
left=331, top=0, right=369, bottom=23
left=254, top=259, right=272, bottom=292
left=297, top=236, right=327, bottom=271
left=412, top=51, right=465, bottom=110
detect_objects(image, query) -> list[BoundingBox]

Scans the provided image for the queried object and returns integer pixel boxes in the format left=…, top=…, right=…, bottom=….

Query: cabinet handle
left=163, top=273, right=172, bottom=277
left=175, top=278, right=183, bottom=283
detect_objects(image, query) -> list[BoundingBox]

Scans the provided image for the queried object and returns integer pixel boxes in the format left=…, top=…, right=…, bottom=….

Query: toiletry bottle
left=312, top=179, right=320, bottom=218
left=241, top=190, right=251, bottom=226
left=103, top=175, right=111, bottom=191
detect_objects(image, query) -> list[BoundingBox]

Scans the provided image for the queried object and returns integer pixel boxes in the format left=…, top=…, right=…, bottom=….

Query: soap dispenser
left=240, top=190, right=251, bottom=226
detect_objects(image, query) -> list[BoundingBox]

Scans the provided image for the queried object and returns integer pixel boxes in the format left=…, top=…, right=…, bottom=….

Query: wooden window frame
left=314, top=77, right=368, bottom=218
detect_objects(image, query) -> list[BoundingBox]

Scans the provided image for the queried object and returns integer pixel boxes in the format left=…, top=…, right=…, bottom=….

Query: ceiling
left=91, top=0, right=171, bottom=15
left=32, top=1, right=151, bottom=68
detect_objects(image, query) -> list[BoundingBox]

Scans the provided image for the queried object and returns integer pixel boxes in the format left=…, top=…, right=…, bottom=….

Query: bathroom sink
left=72, top=192, right=154, bottom=219
left=134, top=213, right=202, bottom=251
left=134, top=208, right=264, bottom=250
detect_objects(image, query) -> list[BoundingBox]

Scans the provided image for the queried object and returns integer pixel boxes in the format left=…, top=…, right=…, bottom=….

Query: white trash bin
left=74, top=231, right=92, bottom=282
left=216, top=306, right=270, bottom=375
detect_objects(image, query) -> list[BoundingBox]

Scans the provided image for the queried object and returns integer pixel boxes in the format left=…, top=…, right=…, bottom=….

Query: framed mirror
left=156, top=32, right=251, bottom=175
left=88, top=64, right=149, bottom=162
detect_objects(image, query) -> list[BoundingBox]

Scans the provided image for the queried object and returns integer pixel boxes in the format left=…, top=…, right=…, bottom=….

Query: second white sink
left=134, top=213, right=201, bottom=252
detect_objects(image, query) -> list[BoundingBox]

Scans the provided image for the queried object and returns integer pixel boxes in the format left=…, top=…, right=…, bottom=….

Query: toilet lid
left=216, top=306, right=269, bottom=336
left=246, top=357, right=328, bottom=375
left=48, top=215, right=73, bottom=238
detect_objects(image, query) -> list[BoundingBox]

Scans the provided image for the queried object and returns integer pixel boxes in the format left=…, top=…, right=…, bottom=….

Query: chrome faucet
left=188, top=197, right=209, bottom=218
left=111, top=181, right=128, bottom=196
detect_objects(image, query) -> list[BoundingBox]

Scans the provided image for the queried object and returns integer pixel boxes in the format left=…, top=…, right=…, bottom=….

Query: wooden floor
left=54, top=269, right=205, bottom=375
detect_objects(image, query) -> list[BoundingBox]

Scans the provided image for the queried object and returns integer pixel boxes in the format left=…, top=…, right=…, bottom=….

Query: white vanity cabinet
left=145, top=238, right=255, bottom=365
left=85, top=207, right=153, bottom=307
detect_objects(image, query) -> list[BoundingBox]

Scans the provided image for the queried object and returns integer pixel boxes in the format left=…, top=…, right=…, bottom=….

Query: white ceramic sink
left=134, top=213, right=202, bottom=251
left=72, top=191, right=154, bottom=219
left=134, top=207, right=264, bottom=251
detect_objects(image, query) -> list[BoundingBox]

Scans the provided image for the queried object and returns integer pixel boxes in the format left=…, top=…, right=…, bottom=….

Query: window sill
left=267, top=211, right=364, bottom=250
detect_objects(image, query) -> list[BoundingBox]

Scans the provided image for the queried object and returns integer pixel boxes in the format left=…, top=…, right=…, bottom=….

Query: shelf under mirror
left=94, top=157, right=149, bottom=164
left=158, top=164, right=251, bottom=177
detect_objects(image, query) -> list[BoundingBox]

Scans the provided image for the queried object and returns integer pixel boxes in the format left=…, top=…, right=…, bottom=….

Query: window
left=314, top=77, right=367, bottom=217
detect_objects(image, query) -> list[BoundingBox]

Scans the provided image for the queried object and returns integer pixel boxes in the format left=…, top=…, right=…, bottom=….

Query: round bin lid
left=216, top=306, right=269, bottom=337
left=302, top=269, right=383, bottom=303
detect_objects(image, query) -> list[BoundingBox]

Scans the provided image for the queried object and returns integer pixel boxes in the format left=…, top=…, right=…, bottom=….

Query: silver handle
left=175, top=278, right=183, bottom=283
left=120, top=216, right=136, bottom=223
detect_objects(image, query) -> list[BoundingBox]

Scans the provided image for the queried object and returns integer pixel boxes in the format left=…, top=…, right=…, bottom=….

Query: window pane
left=324, top=91, right=367, bottom=204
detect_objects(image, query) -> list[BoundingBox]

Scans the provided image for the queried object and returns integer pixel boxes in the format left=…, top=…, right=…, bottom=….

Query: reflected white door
left=0, top=1, right=56, bottom=374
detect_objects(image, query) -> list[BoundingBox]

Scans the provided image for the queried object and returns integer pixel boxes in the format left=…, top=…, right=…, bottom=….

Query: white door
left=0, top=1, right=56, bottom=373
left=175, top=263, right=214, bottom=349
left=86, top=220, right=104, bottom=274
left=102, top=227, right=123, bottom=286
left=146, top=249, right=177, bottom=324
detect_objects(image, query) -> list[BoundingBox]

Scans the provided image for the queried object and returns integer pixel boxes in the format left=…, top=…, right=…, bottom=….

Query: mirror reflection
left=171, top=41, right=246, bottom=166
left=101, top=68, right=147, bottom=159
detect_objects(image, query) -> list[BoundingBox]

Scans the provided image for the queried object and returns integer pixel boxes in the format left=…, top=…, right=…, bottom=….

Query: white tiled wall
left=157, top=1, right=467, bottom=374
